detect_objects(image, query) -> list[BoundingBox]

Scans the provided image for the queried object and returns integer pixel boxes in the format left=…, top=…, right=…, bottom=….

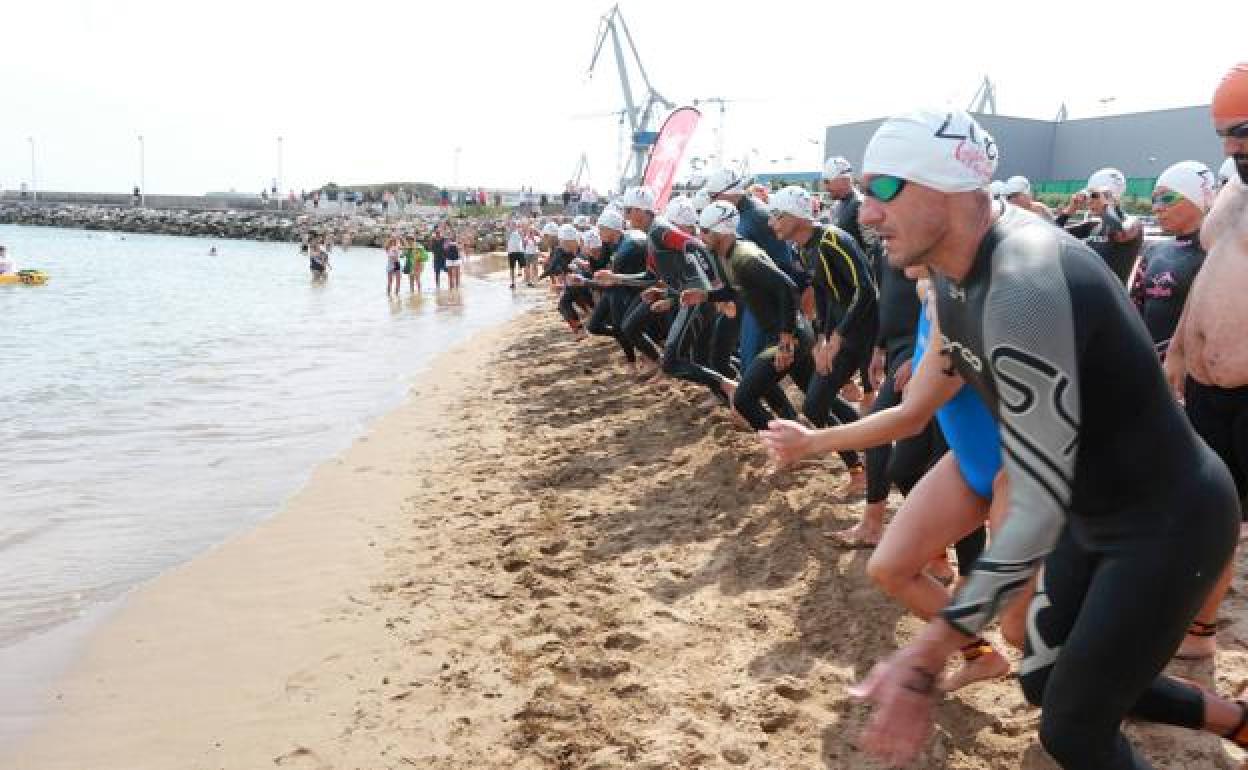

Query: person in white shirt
left=0, top=245, right=14, bottom=275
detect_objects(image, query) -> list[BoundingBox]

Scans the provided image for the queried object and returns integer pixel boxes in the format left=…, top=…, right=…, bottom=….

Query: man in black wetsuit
left=679, top=200, right=810, bottom=424
left=541, top=224, right=593, bottom=339
left=1129, top=161, right=1214, bottom=360
left=701, top=168, right=799, bottom=373
left=1055, top=167, right=1143, bottom=286
left=849, top=107, right=1244, bottom=770
left=585, top=209, right=651, bottom=373
left=768, top=185, right=875, bottom=479
left=594, top=185, right=726, bottom=398
left=823, top=155, right=885, bottom=410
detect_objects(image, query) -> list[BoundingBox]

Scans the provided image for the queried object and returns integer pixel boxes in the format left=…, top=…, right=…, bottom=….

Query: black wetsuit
left=1058, top=206, right=1143, bottom=286
left=934, top=204, right=1238, bottom=770
left=586, top=230, right=649, bottom=362
left=1128, top=232, right=1204, bottom=358
left=834, top=190, right=884, bottom=396
left=541, top=247, right=594, bottom=327
left=430, top=237, right=448, bottom=276
left=800, top=224, right=878, bottom=469
left=707, top=239, right=814, bottom=429
left=865, top=262, right=944, bottom=505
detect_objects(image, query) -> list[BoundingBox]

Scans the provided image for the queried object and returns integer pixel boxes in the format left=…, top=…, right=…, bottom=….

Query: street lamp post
left=276, top=136, right=284, bottom=211
left=28, top=137, right=37, bottom=203
left=138, top=135, right=146, bottom=207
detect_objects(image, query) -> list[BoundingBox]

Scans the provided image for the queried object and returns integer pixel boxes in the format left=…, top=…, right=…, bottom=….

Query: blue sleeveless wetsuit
left=913, top=296, right=1001, bottom=498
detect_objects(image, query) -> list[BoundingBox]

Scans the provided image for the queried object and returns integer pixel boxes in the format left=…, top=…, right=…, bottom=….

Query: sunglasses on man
left=1216, top=120, right=1248, bottom=139
left=863, top=175, right=907, bottom=203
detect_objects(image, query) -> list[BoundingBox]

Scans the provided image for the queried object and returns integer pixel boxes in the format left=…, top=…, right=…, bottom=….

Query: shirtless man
left=1163, top=62, right=1248, bottom=661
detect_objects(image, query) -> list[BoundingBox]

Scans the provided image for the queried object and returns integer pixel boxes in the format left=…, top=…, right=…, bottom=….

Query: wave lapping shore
left=9, top=310, right=1247, bottom=769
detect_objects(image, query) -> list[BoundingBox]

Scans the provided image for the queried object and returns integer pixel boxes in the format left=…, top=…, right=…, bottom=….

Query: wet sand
left=9, top=307, right=1248, bottom=769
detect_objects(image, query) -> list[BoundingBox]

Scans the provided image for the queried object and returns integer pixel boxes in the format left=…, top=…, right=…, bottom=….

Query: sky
left=0, top=0, right=1235, bottom=196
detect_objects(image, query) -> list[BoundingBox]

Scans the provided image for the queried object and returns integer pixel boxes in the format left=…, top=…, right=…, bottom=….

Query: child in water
left=404, top=235, right=429, bottom=294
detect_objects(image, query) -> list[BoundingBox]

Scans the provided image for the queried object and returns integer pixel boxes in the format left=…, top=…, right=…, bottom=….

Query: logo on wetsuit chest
left=940, top=335, right=983, bottom=372
left=947, top=284, right=968, bottom=302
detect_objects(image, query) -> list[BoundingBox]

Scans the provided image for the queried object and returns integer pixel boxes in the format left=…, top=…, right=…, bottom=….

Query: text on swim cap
left=934, top=112, right=998, bottom=182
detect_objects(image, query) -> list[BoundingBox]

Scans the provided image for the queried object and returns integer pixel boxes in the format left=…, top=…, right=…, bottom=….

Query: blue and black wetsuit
left=866, top=262, right=944, bottom=505
left=935, top=203, right=1238, bottom=770
left=736, top=195, right=797, bottom=371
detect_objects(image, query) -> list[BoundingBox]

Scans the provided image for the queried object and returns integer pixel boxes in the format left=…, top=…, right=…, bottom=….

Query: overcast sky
left=0, top=0, right=1234, bottom=195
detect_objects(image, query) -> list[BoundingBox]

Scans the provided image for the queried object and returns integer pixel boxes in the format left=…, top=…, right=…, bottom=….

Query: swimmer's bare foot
left=827, top=519, right=882, bottom=548
left=941, top=647, right=1011, bottom=692
left=1175, top=621, right=1218, bottom=661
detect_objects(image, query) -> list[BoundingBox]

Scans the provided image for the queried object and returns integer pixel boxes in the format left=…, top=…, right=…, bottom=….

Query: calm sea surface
left=0, top=225, right=533, bottom=724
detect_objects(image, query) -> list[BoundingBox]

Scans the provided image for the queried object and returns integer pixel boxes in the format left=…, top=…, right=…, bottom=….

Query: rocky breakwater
left=0, top=202, right=512, bottom=252
left=0, top=203, right=301, bottom=242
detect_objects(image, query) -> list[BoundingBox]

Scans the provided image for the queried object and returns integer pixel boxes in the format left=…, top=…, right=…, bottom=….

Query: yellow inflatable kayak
left=0, top=270, right=48, bottom=286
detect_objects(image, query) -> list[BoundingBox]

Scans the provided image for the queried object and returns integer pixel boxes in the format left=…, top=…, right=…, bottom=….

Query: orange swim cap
left=1212, top=62, right=1248, bottom=122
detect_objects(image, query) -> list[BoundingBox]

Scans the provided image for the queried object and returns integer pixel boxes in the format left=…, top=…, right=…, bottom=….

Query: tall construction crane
left=588, top=4, right=674, bottom=190
left=569, top=153, right=592, bottom=189
left=968, top=76, right=998, bottom=115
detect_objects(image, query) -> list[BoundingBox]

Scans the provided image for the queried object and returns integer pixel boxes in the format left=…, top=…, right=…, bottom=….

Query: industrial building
left=820, top=105, right=1225, bottom=197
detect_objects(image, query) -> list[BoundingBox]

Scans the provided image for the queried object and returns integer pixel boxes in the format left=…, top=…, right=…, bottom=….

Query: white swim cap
left=1155, top=160, right=1216, bottom=213
left=703, top=167, right=747, bottom=196
left=989, top=180, right=1006, bottom=198
left=620, top=185, right=658, bottom=212
left=597, top=209, right=626, bottom=232
left=1003, top=175, right=1031, bottom=197
left=580, top=227, right=603, bottom=249
left=822, top=156, right=853, bottom=180
left=697, top=201, right=740, bottom=235
left=557, top=224, right=580, bottom=242
left=541, top=222, right=560, bottom=237
left=573, top=214, right=591, bottom=228
left=691, top=188, right=712, bottom=212
left=664, top=195, right=698, bottom=227
left=1218, top=156, right=1237, bottom=187
left=770, top=186, right=815, bottom=221
left=1087, top=167, right=1127, bottom=198
left=862, top=108, right=998, bottom=193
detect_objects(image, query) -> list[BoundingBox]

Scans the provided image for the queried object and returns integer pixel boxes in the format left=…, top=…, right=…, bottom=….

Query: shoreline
left=8, top=308, right=1248, bottom=769
left=5, top=307, right=540, bottom=769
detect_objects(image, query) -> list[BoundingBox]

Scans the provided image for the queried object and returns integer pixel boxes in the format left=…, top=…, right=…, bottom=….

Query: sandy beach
left=10, top=307, right=1248, bottom=770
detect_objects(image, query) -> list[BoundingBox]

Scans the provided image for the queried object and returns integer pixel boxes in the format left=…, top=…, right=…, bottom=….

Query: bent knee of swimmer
left=865, top=553, right=909, bottom=595
left=1037, top=710, right=1105, bottom=768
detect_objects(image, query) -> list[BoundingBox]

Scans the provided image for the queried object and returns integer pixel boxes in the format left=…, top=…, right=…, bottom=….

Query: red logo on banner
left=643, top=107, right=702, bottom=211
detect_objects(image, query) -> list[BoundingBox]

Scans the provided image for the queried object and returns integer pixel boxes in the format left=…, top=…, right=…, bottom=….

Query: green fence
left=1033, top=177, right=1158, bottom=197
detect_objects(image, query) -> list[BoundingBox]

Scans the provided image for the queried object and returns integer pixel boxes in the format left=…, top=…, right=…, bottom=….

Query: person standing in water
left=308, top=235, right=329, bottom=280
left=444, top=231, right=463, bottom=291
left=407, top=236, right=429, bottom=294
left=384, top=235, right=403, bottom=296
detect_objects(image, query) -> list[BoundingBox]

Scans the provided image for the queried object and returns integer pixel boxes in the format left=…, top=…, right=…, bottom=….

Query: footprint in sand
left=273, top=746, right=332, bottom=769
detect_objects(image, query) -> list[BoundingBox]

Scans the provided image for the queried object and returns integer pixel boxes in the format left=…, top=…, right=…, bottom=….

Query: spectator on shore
left=0, top=244, right=14, bottom=275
